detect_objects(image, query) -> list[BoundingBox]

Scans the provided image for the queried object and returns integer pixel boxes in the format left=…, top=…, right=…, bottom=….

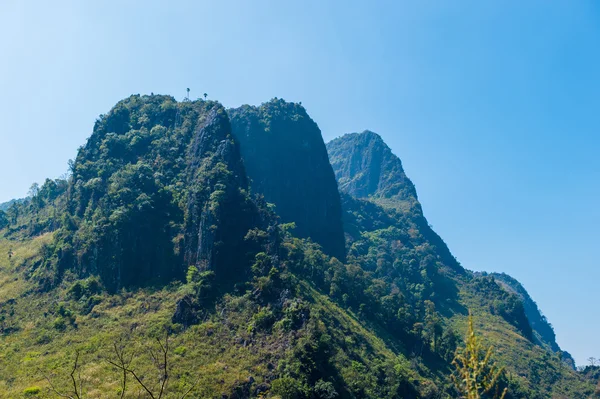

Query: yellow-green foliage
left=452, top=314, right=507, bottom=399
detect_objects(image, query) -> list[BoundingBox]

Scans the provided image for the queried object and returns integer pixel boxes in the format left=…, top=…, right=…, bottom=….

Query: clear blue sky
left=1, top=0, right=598, bottom=365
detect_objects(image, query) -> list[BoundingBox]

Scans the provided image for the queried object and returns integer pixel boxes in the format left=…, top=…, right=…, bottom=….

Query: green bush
left=313, top=379, right=338, bottom=399
left=271, top=377, right=304, bottom=399
left=249, top=307, right=275, bottom=332
left=67, top=281, right=84, bottom=300
left=174, top=345, right=187, bottom=356
left=23, top=386, right=41, bottom=396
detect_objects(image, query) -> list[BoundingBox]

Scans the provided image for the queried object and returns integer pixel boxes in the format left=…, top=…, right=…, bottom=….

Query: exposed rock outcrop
left=229, top=99, right=346, bottom=261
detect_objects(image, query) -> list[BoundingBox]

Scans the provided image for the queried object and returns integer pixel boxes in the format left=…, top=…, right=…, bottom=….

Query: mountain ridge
left=327, top=130, right=420, bottom=213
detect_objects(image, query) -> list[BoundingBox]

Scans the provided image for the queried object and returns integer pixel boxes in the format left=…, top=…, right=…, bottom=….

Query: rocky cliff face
left=326, top=131, right=420, bottom=213
left=184, top=105, right=260, bottom=279
left=59, top=96, right=264, bottom=290
left=229, top=99, right=346, bottom=261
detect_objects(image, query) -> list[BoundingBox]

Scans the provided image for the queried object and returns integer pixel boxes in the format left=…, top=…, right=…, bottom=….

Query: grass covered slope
left=491, top=272, right=571, bottom=360
left=457, top=277, right=592, bottom=398
left=0, top=229, right=435, bottom=398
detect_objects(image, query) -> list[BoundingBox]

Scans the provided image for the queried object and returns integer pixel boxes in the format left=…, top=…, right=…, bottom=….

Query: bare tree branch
left=180, top=377, right=201, bottom=399
left=42, top=350, right=83, bottom=399
left=45, top=333, right=199, bottom=398
left=157, top=334, right=169, bottom=399
left=70, top=351, right=81, bottom=399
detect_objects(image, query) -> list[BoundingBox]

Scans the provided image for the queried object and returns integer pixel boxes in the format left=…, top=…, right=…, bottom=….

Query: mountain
left=327, top=130, right=419, bottom=213
left=229, top=100, right=346, bottom=261
left=327, top=131, right=461, bottom=274
left=328, top=129, right=572, bottom=368
left=49, top=96, right=266, bottom=292
left=0, top=96, right=594, bottom=398
left=327, top=131, right=591, bottom=397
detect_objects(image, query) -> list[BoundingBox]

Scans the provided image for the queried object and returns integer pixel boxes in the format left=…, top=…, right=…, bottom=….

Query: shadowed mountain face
left=229, top=99, right=346, bottom=261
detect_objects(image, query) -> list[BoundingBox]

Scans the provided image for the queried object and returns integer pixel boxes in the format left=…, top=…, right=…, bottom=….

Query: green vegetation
left=491, top=272, right=571, bottom=362
left=0, top=96, right=594, bottom=397
left=452, top=315, right=507, bottom=399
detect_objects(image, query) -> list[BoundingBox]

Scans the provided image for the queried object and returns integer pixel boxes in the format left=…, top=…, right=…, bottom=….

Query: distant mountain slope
left=327, top=131, right=461, bottom=273
left=492, top=272, right=574, bottom=365
left=327, top=130, right=589, bottom=397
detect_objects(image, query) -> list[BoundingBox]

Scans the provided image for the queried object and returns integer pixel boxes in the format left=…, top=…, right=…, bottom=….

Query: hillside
left=491, top=272, right=575, bottom=366
left=0, top=96, right=594, bottom=398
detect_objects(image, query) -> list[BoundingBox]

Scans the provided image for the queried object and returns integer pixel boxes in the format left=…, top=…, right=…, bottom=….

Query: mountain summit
left=327, top=131, right=419, bottom=213
left=230, top=99, right=346, bottom=261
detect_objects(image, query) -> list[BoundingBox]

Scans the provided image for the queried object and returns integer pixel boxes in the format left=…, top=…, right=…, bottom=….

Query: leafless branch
left=180, top=377, right=201, bottom=399
left=42, top=350, right=83, bottom=399
left=44, top=333, right=198, bottom=398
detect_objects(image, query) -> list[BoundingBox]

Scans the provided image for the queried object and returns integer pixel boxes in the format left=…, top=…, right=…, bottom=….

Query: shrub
left=23, top=386, right=41, bottom=396
left=174, top=346, right=187, bottom=356
left=53, top=317, right=66, bottom=331
left=249, top=307, right=275, bottom=332
left=68, top=281, right=84, bottom=300
left=313, top=379, right=338, bottom=399
left=271, top=377, right=304, bottom=399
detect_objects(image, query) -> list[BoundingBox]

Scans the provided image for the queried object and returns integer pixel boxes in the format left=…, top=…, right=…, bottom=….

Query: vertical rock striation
left=229, top=99, right=346, bottom=261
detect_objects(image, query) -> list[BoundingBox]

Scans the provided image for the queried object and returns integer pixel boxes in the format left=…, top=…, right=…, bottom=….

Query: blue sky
left=1, top=0, right=598, bottom=364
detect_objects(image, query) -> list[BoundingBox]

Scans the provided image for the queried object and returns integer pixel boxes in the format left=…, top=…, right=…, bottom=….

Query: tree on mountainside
left=424, top=300, right=443, bottom=353
left=452, top=314, right=508, bottom=399
left=7, top=202, right=19, bottom=224
left=0, top=210, right=8, bottom=229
